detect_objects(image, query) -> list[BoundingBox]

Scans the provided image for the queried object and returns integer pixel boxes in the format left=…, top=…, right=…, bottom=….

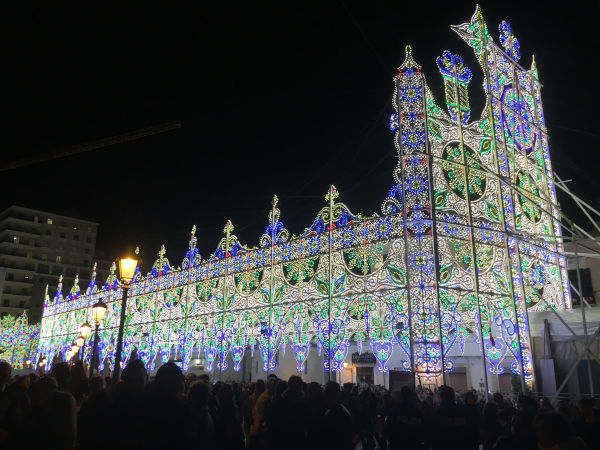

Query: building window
left=73, top=235, right=79, bottom=241
left=59, top=233, right=66, bottom=239
left=29, top=239, right=35, bottom=246
left=24, top=276, right=30, bottom=282
left=2, top=300, right=9, bottom=307
left=26, top=251, right=32, bottom=258
left=56, top=255, right=62, bottom=263
left=47, top=218, right=53, bottom=225
left=84, top=248, right=90, bottom=254
left=5, top=273, right=13, bottom=281
left=41, top=254, right=47, bottom=260
left=87, top=226, right=93, bottom=233
left=60, top=221, right=67, bottom=227
left=12, top=236, right=19, bottom=244
left=73, top=225, right=79, bottom=230
left=85, top=237, right=92, bottom=244
left=45, top=230, right=51, bottom=236
left=19, top=300, right=25, bottom=308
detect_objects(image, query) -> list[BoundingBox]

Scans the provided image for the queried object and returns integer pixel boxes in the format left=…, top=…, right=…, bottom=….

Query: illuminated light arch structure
left=36, top=7, right=569, bottom=389
left=0, top=311, right=40, bottom=369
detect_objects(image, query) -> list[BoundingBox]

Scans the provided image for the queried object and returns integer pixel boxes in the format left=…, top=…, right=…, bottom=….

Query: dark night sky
left=3, top=2, right=599, bottom=269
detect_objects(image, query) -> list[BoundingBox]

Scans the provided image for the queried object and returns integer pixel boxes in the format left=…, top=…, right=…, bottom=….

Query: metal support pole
left=89, top=324, right=100, bottom=378
left=112, top=285, right=129, bottom=384
left=327, top=186, right=334, bottom=382
left=552, top=326, right=600, bottom=404
left=451, top=67, right=489, bottom=400
left=392, top=75, right=416, bottom=388
left=268, top=199, right=276, bottom=379
left=80, top=339, right=87, bottom=368
left=573, top=237, right=594, bottom=396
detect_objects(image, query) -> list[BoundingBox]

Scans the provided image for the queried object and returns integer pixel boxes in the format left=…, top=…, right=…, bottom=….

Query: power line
left=0, top=120, right=182, bottom=172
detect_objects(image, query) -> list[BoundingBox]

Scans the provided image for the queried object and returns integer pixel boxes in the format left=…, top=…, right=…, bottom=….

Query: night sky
left=3, top=2, right=599, bottom=270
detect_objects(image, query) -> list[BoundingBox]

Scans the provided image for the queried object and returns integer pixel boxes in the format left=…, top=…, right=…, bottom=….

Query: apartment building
left=0, top=205, right=100, bottom=322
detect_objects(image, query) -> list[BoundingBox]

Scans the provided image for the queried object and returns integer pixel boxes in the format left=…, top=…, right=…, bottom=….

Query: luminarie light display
left=0, top=311, right=40, bottom=369
left=36, top=7, right=569, bottom=389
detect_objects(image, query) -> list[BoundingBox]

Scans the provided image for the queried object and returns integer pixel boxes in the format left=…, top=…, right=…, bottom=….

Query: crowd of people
left=0, top=359, right=598, bottom=450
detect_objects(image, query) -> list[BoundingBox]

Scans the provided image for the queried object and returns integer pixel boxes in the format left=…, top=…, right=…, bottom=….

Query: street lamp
left=89, top=299, right=107, bottom=377
left=80, top=322, right=92, bottom=366
left=112, top=253, right=139, bottom=383
left=80, top=322, right=92, bottom=338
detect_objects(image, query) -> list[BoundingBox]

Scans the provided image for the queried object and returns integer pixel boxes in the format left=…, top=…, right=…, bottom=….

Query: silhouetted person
left=78, top=375, right=109, bottom=450
left=70, top=360, right=88, bottom=404
left=431, top=385, right=470, bottom=450
left=245, top=380, right=264, bottom=449
left=0, top=363, right=14, bottom=444
left=265, top=375, right=309, bottom=450
left=143, top=362, right=198, bottom=449
left=386, top=387, right=425, bottom=449
left=480, top=402, right=502, bottom=450
left=188, top=380, right=215, bottom=450
left=111, top=359, right=148, bottom=450
left=26, top=376, right=77, bottom=450
left=534, top=412, right=587, bottom=450
left=250, top=378, right=275, bottom=449
left=214, top=382, right=244, bottom=450
left=52, top=362, right=71, bottom=393
left=495, top=396, right=538, bottom=450
left=318, top=381, right=353, bottom=450
left=306, top=382, right=326, bottom=447
left=573, top=398, right=599, bottom=450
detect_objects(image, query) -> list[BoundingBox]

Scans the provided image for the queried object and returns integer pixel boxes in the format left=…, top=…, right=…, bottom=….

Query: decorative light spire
left=70, top=275, right=80, bottom=297
left=450, top=5, right=492, bottom=56
left=436, top=51, right=472, bottom=124
left=499, top=20, right=521, bottom=62
left=87, top=262, right=98, bottom=294
left=399, top=45, right=421, bottom=72
left=530, top=55, right=538, bottom=80
left=325, top=185, right=339, bottom=203
left=260, top=194, right=289, bottom=247
left=151, top=244, right=171, bottom=274
left=105, top=261, right=118, bottom=289
left=189, top=225, right=197, bottom=251
left=224, top=220, right=234, bottom=236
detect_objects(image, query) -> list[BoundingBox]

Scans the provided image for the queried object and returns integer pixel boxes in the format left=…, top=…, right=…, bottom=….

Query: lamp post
left=75, top=335, right=85, bottom=360
left=89, top=299, right=108, bottom=377
left=80, top=322, right=92, bottom=366
left=112, top=254, right=139, bottom=384
left=38, top=358, right=46, bottom=375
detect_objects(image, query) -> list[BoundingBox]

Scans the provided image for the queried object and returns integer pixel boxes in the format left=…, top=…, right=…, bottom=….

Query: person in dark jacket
left=318, top=381, right=353, bottom=450
left=265, top=375, right=309, bottom=450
